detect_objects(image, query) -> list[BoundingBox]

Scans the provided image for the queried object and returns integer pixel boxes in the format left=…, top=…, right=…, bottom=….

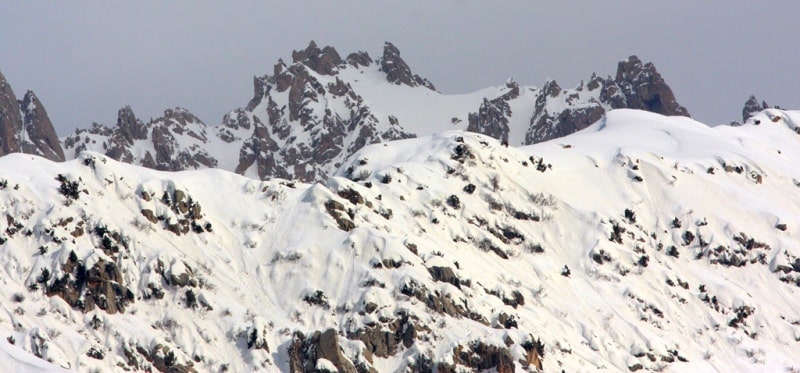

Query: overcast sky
left=1, top=1, right=798, bottom=135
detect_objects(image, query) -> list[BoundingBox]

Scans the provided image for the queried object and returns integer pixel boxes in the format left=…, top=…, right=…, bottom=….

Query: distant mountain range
left=2, top=41, right=769, bottom=182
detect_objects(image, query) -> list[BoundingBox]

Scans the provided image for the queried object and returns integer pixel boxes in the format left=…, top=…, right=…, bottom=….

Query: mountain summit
left=54, top=43, right=692, bottom=183
left=0, top=70, right=64, bottom=161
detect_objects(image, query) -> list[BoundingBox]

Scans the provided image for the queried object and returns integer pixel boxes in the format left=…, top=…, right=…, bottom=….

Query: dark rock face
left=348, top=312, right=416, bottom=361
left=466, top=81, right=518, bottom=143
left=0, top=70, right=24, bottom=156
left=0, top=70, right=65, bottom=161
left=19, top=91, right=65, bottom=161
left=288, top=329, right=359, bottom=373
left=452, top=341, right=516, bottom=373
left=105, top=106, right=146, bottom=163
left=346, top=51, right=373, bottom=67
left=614, top=55, right=689, bottom=116
left=47, top=255, right=135, bottom=315
left=379, top=42, right=435, bottom=90
left=742, top=95, right=770, bottom=123
left=526, top=80, right=607, bottom=144
left=291, top=40, right=343, bottom=76
left=116, top=105, right=149, bottom=143
left=525, top=55, right=690, bottom=144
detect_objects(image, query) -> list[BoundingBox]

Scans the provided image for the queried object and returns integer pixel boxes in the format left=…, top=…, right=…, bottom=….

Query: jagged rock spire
left=614, top=55, right=689, bottom=116
left=742, top=95, right=770, bottom=122
left=19, top=90, right=65, bottom=161
left=0, top=69, right=26, bottom=156
left=379, top=42, right=436, bottom=90
left=291, top=40, right=343, bottom=76
left=0, top=69, right=65, bottom=161
left=115, top=106, right=148, bottom=143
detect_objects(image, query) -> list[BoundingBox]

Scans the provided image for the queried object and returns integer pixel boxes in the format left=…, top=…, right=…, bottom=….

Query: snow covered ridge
left=2, top=109, right=800, bottom=372
left=0, top=41, right=694, bottom=183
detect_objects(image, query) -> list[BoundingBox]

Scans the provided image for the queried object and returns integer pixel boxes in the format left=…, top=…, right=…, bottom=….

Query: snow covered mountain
left=58, top=42, right=690, bottom=182
left=2, top=108, right=800, bottom=372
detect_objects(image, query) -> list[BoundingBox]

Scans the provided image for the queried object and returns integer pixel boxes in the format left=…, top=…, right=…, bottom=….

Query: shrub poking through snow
left=56, top=174, right=83, bottom=204
left=624, top=208, right=636, bottom=224
left=666, top=245, right=680, bottom=258
left=463, top=183, right=476, bottom=194
left=446, top=194, right=461, bottom=209
left=303, top=290, right=330, bottom=309
left=683, top=231, right=695, bottom=246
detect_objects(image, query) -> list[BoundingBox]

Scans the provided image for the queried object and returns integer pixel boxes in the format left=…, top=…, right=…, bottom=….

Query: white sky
left=1, top=1, right=798, bottom=135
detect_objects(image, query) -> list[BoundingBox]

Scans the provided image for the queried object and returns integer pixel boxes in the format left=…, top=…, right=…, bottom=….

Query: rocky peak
left=742, top=95, right=770, bottom=123
left=0, top=70, right=25, bottom=156
left=379, top=42, right=436, bottom=90
left=541, top=79, right=562, bottom=98
left=220, top=42, right=420, bottom=182
left=160, top=107, right=205, bottom=128
left=613, top=55, right=689, bottom=116
left=525, top=55, right=689, bottom=145
left=19, top=90, right=65, bottom=161
left=115, top=106, right=148, bottom=144
left=291, top=40, right=343, bottom=76
left=346, top=51, right=373, bottom=67
left=586, top=73, right=604, bottom=91
left=248, top=75, right=271, bottom=111
left=0, top=70, right=64, bottom=161
left=614, top=55, right=644, bottom=82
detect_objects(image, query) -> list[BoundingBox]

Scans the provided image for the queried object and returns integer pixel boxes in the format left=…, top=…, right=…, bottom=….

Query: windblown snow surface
left=2, top=109, right=800, bottom=372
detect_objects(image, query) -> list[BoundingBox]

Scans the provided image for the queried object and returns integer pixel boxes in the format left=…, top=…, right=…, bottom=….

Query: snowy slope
left=3, top=108, right=800, bottom=372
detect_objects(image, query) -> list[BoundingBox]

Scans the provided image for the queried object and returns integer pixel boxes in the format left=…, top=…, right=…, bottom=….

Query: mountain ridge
left=1, top=108, right=799, bottom=372
left=2, top=41, right=698, bottom=183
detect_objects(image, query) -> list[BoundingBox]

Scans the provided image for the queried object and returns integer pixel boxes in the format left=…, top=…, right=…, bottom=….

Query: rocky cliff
left=0, top=70, right=64, bottom=161
left=523, top=55, right=690, bottom=144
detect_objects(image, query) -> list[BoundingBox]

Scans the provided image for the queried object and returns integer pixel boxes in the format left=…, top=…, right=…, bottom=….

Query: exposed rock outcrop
left=289, top=329, right=359, bottom=373
left=292, top=40, right=343, bottom=76
left=614, top=55, right=689, bottom=116
left=466, top=80, right=518, bottom=143
left=525, top=78, right=608, bottom=144
left=525, top=55, right=690, bottom=144
left=19, top=91, right=65, bottom=161
left=379, top=42, right=435, bottom=90
left=0, top=70, right=64, bottom=161
left=46, top=255, right=135, bottom=315
left=741, top=94, right=778, bottom=123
